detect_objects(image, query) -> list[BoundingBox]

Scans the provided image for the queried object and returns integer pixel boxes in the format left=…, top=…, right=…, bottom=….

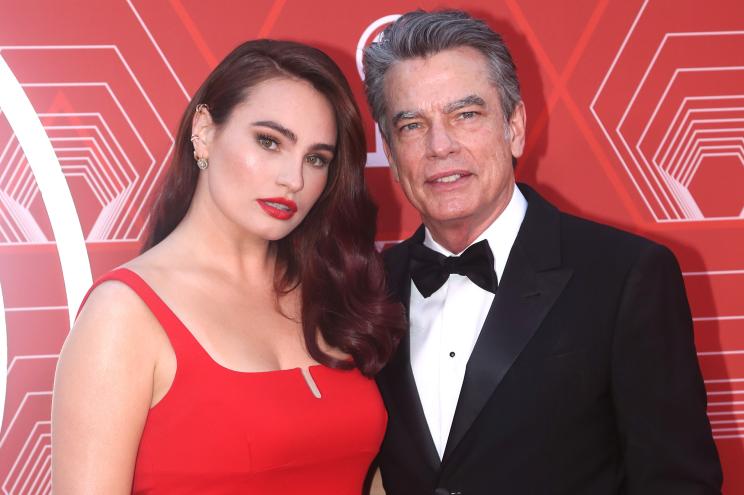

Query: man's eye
left=257, top=134, right=279, bottom=150
left=460, top=111, right=477, bottom=119
left=400, top=122, right=421, bottom=132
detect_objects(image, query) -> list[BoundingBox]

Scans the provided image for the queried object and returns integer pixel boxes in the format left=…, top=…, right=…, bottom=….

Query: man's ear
left=508, top=101, right=526, bottom=159
left=382, top=135, right=400, bottom=182
left=191, top=104, right=215, bottom=159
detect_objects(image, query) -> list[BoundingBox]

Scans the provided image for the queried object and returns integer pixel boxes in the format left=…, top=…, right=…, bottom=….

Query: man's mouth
left=433, top=173, right=463, bottom=183
left=427, top=171, right=471, bottom=184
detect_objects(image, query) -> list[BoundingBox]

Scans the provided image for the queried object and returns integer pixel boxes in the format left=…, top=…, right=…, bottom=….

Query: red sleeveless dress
left=81, top=268, right=386, bottom=494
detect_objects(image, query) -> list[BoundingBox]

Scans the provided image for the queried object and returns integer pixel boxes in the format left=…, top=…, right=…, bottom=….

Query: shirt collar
left=423, top=184, right=527, bottom=282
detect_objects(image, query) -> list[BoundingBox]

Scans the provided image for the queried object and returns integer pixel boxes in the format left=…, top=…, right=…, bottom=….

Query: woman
left=52, top=39, right=404, bottom=494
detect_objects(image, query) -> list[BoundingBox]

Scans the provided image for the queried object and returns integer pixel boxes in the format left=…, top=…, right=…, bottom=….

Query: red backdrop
left=0, top=1, right=742, bottom=493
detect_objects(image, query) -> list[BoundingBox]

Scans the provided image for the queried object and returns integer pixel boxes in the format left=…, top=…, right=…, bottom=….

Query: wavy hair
left=143, top=39, right=404, bottom=376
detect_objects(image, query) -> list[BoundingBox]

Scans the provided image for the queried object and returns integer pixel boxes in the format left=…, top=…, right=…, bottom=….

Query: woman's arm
left=52, top=281, right=162, bottom=494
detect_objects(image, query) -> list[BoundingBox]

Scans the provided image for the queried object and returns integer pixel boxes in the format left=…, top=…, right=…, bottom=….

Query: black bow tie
left=409, top=239, right=498, bottom=298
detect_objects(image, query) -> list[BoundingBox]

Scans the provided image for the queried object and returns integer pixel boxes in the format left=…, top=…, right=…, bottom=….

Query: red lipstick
left=257, top=197, right=298, bottom=220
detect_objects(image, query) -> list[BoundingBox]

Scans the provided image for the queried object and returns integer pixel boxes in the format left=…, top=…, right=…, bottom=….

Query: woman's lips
left=257, top=197, right=298, bottom=220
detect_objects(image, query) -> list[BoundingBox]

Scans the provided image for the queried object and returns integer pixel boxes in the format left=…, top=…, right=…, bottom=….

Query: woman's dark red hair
left=143, top=39, right=403, bottom=376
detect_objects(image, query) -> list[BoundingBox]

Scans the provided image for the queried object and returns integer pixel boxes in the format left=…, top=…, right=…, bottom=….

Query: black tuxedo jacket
left=377, top=184, right=721, bottom=495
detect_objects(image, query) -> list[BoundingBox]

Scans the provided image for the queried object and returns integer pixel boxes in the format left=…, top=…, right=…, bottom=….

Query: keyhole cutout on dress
left=300, top=367, right=322, bottom=399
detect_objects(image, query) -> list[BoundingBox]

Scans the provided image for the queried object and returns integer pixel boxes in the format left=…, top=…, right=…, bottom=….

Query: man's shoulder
left=381, top=225, right=425, bottom=268
left=550, top=204, right=680, bottom=278
left=521, top=183, right=662, bottom=257
left=382, top=238, right=410, bottom=260
left=381, top=236, right=416, bottom=277
left=560, top=210, right=656, bottom=250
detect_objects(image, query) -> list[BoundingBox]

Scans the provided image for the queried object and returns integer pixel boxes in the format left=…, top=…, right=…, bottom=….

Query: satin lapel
left=381, top=227, right=441, bottom=471
left=441, top=185, right=573, bottom=464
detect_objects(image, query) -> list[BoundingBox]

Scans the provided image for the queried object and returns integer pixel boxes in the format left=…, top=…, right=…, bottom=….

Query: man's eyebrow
left=252, top=120, right=297, bottom=143
left=391, top=110, right=421, bottom=127
left=443, top=95, right=486, bottom=114
left=390, top=95, right=487, bottom=128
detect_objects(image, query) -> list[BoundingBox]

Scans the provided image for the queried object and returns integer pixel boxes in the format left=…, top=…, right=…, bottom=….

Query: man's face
left=382, top=46, right=526, bottom=240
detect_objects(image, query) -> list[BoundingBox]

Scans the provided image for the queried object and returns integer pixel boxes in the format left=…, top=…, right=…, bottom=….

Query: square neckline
left=112, top=267, right=325, bottom=376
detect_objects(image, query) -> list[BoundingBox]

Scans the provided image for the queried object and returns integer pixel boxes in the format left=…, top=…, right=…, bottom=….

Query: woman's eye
left=306, top=155, right=329, bottom=168
left=257, top=135, right=278, bottom=150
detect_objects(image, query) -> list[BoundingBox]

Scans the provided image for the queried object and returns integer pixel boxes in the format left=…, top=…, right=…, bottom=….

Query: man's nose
left=426, top=120, right=459, bottom=159
left=276, top=159, right=304, bottom=191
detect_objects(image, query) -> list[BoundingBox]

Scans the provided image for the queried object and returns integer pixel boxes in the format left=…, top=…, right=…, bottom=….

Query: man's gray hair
left=363, top=10, right=521, bottom=137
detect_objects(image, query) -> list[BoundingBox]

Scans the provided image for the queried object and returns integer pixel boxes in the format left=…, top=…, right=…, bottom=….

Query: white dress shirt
left=409, top=185, right=527, bottom=459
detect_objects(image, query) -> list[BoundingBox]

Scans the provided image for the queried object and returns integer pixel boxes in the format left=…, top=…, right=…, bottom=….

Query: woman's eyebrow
left=252, top=120, right=297, bottom=143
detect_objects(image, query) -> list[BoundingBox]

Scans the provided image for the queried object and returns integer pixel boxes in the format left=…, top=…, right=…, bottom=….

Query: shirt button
left=449, top=351, right=456, bottom=357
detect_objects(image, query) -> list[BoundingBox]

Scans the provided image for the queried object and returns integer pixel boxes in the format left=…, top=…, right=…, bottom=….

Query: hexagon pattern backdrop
left=0, top=0, right=742, bottom=493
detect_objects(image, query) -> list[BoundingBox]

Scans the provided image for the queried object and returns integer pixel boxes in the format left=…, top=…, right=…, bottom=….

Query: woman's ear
left=190, top=104, right=214, bottom=159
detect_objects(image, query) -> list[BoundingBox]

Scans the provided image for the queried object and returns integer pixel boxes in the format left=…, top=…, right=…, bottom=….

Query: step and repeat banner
left=0, top=0, right=742, bottom=493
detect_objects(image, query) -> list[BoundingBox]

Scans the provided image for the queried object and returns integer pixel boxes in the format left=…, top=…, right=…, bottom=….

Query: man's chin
left=423, top=209, right=479, bottom=229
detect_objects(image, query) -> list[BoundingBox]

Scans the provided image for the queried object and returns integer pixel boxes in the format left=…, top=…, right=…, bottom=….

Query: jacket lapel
left=441, top=185, right=573, bottom=463
left=380, top=227, right=442, bottom=471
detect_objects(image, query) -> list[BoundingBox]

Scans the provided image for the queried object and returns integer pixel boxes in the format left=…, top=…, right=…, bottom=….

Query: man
left=363, top=10, right=721, bottom=495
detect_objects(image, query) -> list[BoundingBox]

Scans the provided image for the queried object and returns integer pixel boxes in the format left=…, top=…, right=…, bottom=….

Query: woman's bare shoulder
left=53, top=260, right=167, bottom=494
left=72, top=251, right=176, bottom=355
